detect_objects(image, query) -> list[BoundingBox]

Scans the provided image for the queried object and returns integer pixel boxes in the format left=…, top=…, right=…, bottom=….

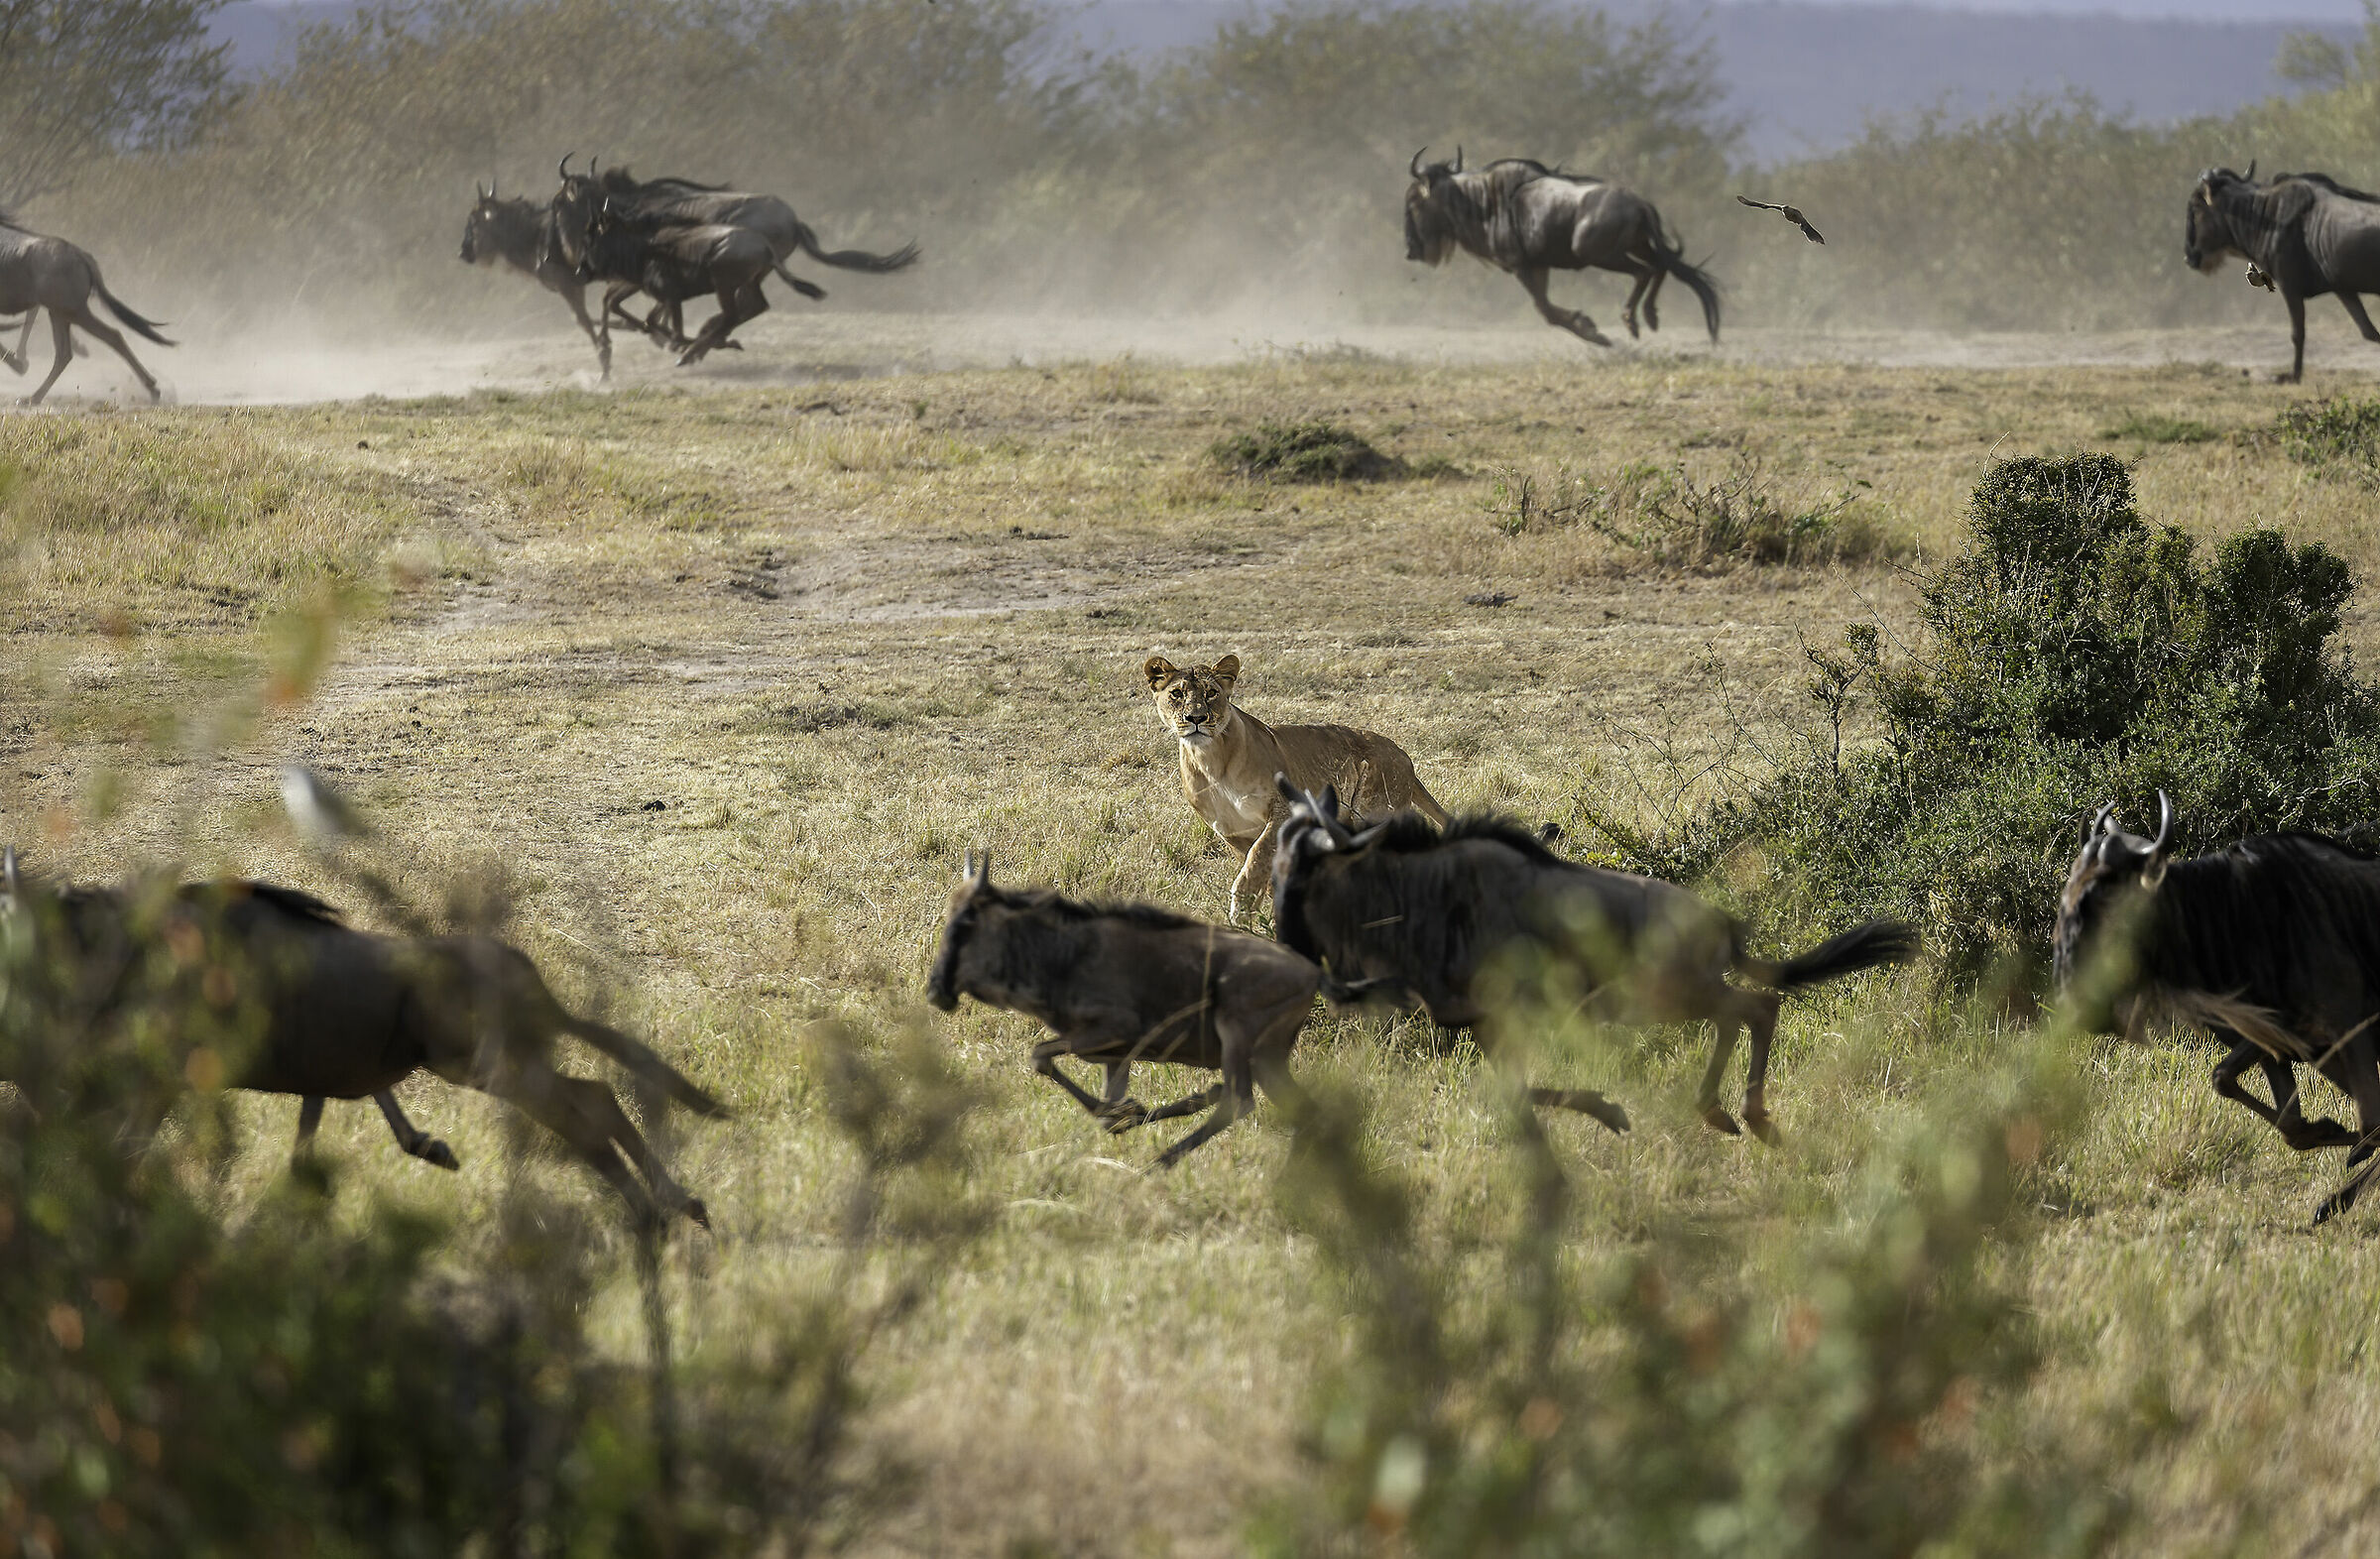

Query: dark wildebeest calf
left=1403, top=149, right=1721, bottom=346
left=924, top=851, right=1318, bottom=1166
left=0, top=213, right=173, bottom=405
left=2, top=850, right=725, bottom=1228
left=568, top=197, right=827, bottom=366
left=1269, top=782, right=1917, bottom=1139
left=2054, top=795, right=2380, bottom=1223
left=2186, top=164, right=2380, bottom=383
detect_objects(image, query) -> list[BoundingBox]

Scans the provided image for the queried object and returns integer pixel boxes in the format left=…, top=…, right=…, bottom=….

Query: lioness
left=1143, top=654, right=1448, bottom=922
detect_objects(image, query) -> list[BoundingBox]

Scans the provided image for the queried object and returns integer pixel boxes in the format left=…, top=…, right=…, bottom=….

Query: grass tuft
left=1210, top=420, right=1401, bottom=482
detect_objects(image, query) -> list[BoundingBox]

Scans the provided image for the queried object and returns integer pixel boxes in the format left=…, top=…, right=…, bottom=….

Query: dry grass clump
left=1485, top=450, right=1898, bottom=568
left=1211, top=420, right=1402, bottom=482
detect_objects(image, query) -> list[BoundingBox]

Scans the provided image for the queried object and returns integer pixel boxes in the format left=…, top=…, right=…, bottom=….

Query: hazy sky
left=1711, top=0, right=2363, bottom=17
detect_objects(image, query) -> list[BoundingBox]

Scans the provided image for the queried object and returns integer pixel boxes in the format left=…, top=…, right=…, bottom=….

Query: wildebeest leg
left=487, top=1072, right=678, bottom=1229
left=2313, top=1037, right=2380, bottom=1224
left=1696, top=1019, right=1742, bottom=1136
left=1619, top=265, right=1654, bottom=339
left=0, top=312, right=27, bottom=374
left=62, top=305, right=161, bottom=403
left=1734, top=992, right=1788, bottom=1145
left=1152, top=1047, right=1254, bottom=1169
left=2209, top=1034, right=2354, bottom=1147
left=374, top=1090, right=460, bottom=1170
left=1096, top=1061, right=1146, bottom=1134
left=2339, top=292, right=2380, bottom=344
left=1517, top=266, right=1611, bottom=348
left=678, top=280, right=764, bottom=367
left=558, top=281, right=610, bottom=380
left=26, top=311, right=74, bottom=405
left=1031, top=1038, right=1130, bottom=1120
left=541, top=1073, right=708, bottom=1227
left=1524, top=1087, right=1630, bottom=1135
left=1119, top=1083, right=1228, bottom=1131
left=292, top=1095, right=325, bottom=1166
left=2285, top=292, right=2308, bottom=383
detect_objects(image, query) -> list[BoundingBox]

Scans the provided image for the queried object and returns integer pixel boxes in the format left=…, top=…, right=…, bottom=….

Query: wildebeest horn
left=2, top=844, right=17, bottom=903
left=1453, top=146, right=1464, bottom=174
left=1411, top=146, right=1429, bottom=180
left=971, top=848, right=991, bottom=884
left=2148, top=790, right=2173, bottom=855
left=558, top=152, right=573, bottom=181
left=2245, top=159, right=2257, bottom=181
left=1276, top=772, right=1300, bottom=804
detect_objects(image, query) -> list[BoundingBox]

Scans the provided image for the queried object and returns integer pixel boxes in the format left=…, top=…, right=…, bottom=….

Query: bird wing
left=1797, top=218, right=1827, bottom=245
left=1734, top=195, right=1784, bottom=212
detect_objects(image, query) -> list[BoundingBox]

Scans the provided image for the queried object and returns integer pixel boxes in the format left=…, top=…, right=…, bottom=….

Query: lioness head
left=1143, top=655, right=1241, bottom=747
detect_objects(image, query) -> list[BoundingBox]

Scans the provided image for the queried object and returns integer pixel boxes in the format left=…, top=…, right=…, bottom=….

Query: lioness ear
left=1143, top=656, right=1177, bottom=690
left=1211, top=654, right=1241, bottom=691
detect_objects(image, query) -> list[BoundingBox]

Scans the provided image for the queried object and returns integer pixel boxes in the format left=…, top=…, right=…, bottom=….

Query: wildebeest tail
left=564, top=1016, right=732, bottom=1117
left=792, top=221, right=920, bottom=274
left=89, top=264, right=175, bottom=346
left=1739, top=920, right=1920, bottom=991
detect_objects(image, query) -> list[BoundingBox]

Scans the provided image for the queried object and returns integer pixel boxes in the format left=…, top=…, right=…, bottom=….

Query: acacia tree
left=0, top=0, right=234, bottom=210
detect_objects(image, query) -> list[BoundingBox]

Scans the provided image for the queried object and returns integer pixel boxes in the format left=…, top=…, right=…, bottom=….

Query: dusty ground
left=9, top=337, right=2380, bottom=1553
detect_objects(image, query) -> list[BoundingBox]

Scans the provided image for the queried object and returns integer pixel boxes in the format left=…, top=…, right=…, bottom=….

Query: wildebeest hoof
left=2315, top=1192, right=2348, bottom=1226
left=1099, top=1099, right=1150, bottom=1135
left=1700, top=1102, right=1741, bottom=1136
left=1744, top=1108, right=1780, bottom=1146
left=2285, top=1117, right=2359, bottom=1150
left=684, top=1196, right=712, bottom=1231
left=418, top=1138, right=460, bottom=1171
left=1581, top=1095, right=1630, bottom=1136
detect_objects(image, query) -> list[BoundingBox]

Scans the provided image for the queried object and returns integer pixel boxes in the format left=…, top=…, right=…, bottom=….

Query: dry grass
left=9, top=353, right=2380, bottom=1554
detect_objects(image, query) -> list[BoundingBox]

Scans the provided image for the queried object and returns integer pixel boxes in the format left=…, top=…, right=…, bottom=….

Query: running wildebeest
left=2186, top=164, right=2380, bottom=383
left=0, top=213, right=172, bottom=405
left=568, top=196, right=826, bottom=365
left=1, top=849, right=726, bottom=1229
left=924, top=851, right=1319, bottom=1167
left=1403, top=148, right=1721, bottom=346
left=2054, top=795, right=2380, bottom=1223
left=550, top=158, right=919, bottom=294
left=1269, top=781, right=1917, bottom=1139
left=458, top=181, right=644, bottom=379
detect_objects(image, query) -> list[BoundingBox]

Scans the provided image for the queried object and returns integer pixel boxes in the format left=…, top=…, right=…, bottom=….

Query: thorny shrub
left=1601, top=453, right=2380, bottom=978
left=1254, top=1042, right=2134, bottom=1558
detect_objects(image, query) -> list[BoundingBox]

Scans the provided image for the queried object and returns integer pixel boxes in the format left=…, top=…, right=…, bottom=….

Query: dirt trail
left=13, top=311, right=2380, bottom=408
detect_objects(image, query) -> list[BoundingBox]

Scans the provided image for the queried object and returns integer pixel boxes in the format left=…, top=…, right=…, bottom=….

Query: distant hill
left=215, top=0, right=2357, bottom=160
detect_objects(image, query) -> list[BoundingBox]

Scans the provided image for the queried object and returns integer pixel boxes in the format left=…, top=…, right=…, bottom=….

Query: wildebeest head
left=2053, top=791, right=2174, bottom=1023
left=1404, top=145, right=1466, bottom=265
left=1269, top=779, right=1372, bottom=960
left=460, top=180, right=504, bottom=264
left=926, top=849, right=1000, bottom=1011
left=2185, top=162, right=2256, bottom=275
left=1142, top=654, right=1242, bottom=747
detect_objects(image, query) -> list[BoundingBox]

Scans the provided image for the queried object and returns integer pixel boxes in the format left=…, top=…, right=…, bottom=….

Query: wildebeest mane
left=1366, top=809, right=1564, bottom=864
left=599, top=168, right=730, bottom=196
left=2275, top=172, right=2380, bottom=205
left=995, top=885, right=1200, bottom=930
left=196, top=880, right=347, bottom=926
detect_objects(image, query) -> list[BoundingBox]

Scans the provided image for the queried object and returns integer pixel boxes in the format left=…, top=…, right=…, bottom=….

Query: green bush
left=2276, top=394, right=2380, bottom=486
left=1255, top=1044, right=2130, bottom=1558
left=1488, top=454, right=1891, bottom=566
left=1599, top=454, right=2380, bottom=977
left=0, top=871, right=981, bottom=1555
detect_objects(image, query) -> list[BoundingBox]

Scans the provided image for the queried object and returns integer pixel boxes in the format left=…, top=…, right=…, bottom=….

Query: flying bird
left=1735, top=195, right=1825, bottom=244
left=279, top=764, right=373, bottom=844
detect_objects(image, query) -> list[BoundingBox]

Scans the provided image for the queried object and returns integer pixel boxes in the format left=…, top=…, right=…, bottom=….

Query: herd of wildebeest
left=8, top=154, right=2380, bottom=1233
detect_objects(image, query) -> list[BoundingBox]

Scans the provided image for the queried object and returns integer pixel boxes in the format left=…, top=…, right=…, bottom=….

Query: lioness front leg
left=1229, top=818, right=1280, bottom=925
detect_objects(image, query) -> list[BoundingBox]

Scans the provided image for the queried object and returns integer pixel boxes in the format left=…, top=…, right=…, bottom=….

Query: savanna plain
left=13, top=343, right=2380, bottom=1555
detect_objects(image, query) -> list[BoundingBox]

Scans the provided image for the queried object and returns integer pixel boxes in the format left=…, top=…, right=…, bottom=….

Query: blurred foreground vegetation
left=22, top=0, right=2380, bottom=336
